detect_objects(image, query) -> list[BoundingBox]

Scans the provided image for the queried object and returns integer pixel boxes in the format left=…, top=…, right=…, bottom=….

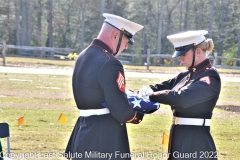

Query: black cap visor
left=172, top=43, right=194, bottom=58
left=126, top=36, right=134, bottom=45
left=122, top=30, right=134, bottom=45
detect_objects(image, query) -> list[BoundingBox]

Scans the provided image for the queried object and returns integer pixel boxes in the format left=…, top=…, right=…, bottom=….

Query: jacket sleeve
left=150, top=78, right=175, bottom=91
left=150, top=72, right=184, bottom=91
left=149, top=70, right=221, bottom=109
left=98, top=59, right=143, bottom=124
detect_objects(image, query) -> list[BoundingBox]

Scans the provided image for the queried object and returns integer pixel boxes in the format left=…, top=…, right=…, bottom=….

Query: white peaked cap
left=103, top=13, right=143, bottom=36
left=167, top=30, right=208, bottom=48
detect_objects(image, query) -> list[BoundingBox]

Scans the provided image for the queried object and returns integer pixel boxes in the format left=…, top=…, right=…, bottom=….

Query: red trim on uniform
left=126, top=111, right=137, bottom=123
left=194, top=64, right=212, bottom=74
left=95, top=38, right=113, bottom=54
left=116, top=71, right=125, bottom=92
left=200, top=76, right=211, bottom=85
left=91, top=44, right=111, bottom=59
left=168, top=108, right=177, bottom=158
left=168, top=125, right=175, bottom=156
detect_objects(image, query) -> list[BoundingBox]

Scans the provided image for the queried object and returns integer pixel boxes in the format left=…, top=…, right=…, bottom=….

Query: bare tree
left=99, top=0, right=105, bottom=29
left=79, top=0, right=86, bottom=52
left=142, top=0, right=152, bottom=64
left=46, top=0, right=53, bottom=58
left=27, top=1, right=32, bottom=47
left=156, top=0, right=164, bottom=55
left=19, top=0, right=32, bottom=54
left=183, top=0, right=189, bottom=31
left=208, top=0, right=214, bottom=38
left=21, top=0, right=27, bottom=46
left=178, top=0, right=183, bottom=31
left=237, top=10, right=240, bottom=66
left=162, top=0, right=180, bottom=55
left=37, top=0, right=42, bottom=56
left=218, top=0, right=227, bottom=65
left=14, top=0, right=20, bottom=54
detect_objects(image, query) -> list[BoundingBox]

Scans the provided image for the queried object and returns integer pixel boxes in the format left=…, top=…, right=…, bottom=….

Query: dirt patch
left=1, top=102, right=77, bottom=111
left=0, top=89, right=73, bottom=100
left=216, top=105, right=240, bottom=112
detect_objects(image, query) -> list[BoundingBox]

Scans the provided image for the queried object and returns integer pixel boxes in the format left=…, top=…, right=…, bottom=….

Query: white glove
left=138, top=86, right=153, bottom=98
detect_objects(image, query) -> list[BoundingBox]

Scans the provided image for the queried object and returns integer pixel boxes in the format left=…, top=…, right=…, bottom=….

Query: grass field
left=0, top=57, right=240, bottom=160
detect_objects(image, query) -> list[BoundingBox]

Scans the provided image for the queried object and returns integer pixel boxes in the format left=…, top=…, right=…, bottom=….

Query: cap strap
left=113, top=29, right=124, bottom=56
left=189, top=47, right=196, bottom=71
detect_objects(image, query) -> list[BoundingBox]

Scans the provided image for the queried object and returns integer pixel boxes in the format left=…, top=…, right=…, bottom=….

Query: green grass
left=0, top=71, right=240, bottom=159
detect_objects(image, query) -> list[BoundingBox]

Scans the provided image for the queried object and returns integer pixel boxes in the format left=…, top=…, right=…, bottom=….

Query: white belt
left=173, top=117, right=211, bottom=126
left=80, top=108, right=110, bottom=117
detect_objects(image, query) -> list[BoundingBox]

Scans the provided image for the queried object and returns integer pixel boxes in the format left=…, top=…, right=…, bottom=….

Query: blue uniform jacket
left=150, top=59, right=221, bottom=160
left=65, top=39, right=143, bottom=160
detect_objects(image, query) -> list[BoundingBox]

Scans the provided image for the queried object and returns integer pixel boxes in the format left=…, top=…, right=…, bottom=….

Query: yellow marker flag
left=162, top=132, right=169, bottom=147
left=18, top=116, right=25, bottom=125
left=58, top=113, right=68, bottom=125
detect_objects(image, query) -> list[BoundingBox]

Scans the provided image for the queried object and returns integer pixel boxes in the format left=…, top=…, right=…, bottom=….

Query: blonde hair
left=197, top=39, right=214, bottom=54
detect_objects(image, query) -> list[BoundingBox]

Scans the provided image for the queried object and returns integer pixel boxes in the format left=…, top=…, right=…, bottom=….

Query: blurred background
left=0, top=0, right=240, bottom=66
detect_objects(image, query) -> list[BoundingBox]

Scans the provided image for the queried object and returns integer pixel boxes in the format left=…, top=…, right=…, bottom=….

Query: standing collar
left=91, top=39, right=113, bottom=55
left=188, top=58, right=212, bottom=73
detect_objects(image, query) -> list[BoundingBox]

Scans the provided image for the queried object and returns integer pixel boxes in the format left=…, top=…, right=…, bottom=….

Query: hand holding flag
left=102, top=89, right=160, bottom=114
left=126, top=89, right=160, bottom=114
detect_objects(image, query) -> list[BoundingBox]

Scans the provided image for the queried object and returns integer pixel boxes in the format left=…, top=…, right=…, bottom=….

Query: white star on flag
left=154, top=103, right=160, bottom=109
left=131, top=98, right=141, bottom=108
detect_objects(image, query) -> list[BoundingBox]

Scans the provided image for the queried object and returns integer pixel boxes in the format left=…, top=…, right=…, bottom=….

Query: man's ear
left=112, top=30, right=119, bottom=40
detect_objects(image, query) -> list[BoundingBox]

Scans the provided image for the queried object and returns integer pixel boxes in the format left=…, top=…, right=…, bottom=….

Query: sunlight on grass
left=0, top=72, right=240, bottom=160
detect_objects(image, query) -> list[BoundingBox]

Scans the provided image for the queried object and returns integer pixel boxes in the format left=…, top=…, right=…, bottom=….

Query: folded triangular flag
left=18, top=116, right=25, bottom=125
left=58, top=113, right=68, bottom=125
left=102, top=89, right=160, bottom=114
left=162, top=132, right=169, bottom=147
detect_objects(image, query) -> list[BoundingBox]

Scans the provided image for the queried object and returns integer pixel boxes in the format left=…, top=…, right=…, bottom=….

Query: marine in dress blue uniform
left=65, top=13, right=144, bottom=160
left=149, top=31, right=221, bottom=160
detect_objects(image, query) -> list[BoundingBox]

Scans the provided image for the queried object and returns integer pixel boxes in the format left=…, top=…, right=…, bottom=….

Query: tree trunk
left=37, top=0, right=42, bottom=56
left=15, top=0, right=20, bottom=54
left=178, top=0, right=183, bottom=31
left=156, top=0, right=164, bottom=55
left=2, top=41, right=7, bottom=66
left=194, top=1, right=198, bottom=29
left=20, top=0, right=32, bottom=55
left=99, top=0, right=105, bottom=29
left=73, top=1, right=81, bottom=48
left=142, top=0, right=151, bottom=64
left=184, top=0, right=189, bottom=31
left=162, top=0, right=180, bottom=57
left=26, top=0, right=32, bottom=47
left=21, top=0, right=27, bottom=46
left=46, top=0, right=53, bottom=58
left=79, top=0, right=86, bottom=52
left=7, top=1, right=11, bottom=46
left=208, top=0, right=214, bottom=38
left=237, top=14, right=240, bottom=66
left=218, top=0, right=226, bottom=65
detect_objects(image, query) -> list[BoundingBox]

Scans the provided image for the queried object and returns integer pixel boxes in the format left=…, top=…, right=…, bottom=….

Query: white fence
left=1, top=43, right=240, bottom=69
left=118, top=52, right=240, bottom=69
